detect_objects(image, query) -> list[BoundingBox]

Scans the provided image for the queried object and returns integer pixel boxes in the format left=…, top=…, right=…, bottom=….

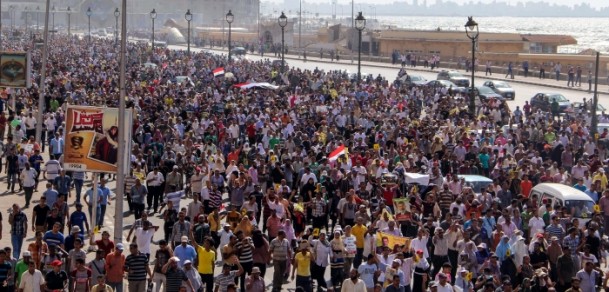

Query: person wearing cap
left=173, top=235, right=196, bottom=268
left=14, top=251, right=32, bottom=288
left=45, top=259, right=68, bottom=291
left=105, top=243, right=125, bottom=292
left=124, top=243, right=152, bottom=292
left=64, top=225, right=85, bottom=253
left=182, top=259, right=202, bottom=292
left=246, top=266, right=265, bottom=292
left=161, top=257, right=194, bottom=292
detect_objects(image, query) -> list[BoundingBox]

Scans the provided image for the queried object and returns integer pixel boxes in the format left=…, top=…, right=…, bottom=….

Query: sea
left=328, top=16, right=609, bottom=54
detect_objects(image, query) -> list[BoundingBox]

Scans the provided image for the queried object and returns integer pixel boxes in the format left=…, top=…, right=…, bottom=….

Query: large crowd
left=0, top=31, right=607, bottom=292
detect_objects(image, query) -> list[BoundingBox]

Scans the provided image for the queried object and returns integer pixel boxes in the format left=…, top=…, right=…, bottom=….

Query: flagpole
left=114, top=0, right=127, bottom=244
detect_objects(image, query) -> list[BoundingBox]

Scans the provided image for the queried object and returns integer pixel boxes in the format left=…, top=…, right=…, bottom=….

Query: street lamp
left=25, top=7, right=29, bottom=38
left=67, top=7, right=71, bottom=36
left=36, top=6, right=40, bottom=34
left=226, top=10, right=234, bottom=62
left=465, top=16, right=479, bottom=116
left=52, top=6, right=55, bottom=35
left=86, top=7, right=92, bottom=43
left=355, top=11, right=366, bottom=82
left=114, top=8, right=120, bottom=46
left=185, top=9, right=192, bottom=56
left=150, top=8, right=157, bottom=54
left=278, top=12, right=287, bottom=73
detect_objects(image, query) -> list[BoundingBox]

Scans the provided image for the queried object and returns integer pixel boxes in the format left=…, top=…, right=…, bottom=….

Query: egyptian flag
left=213, top=67, right=225, bottom=77
left=328, top=145, right=348, bottom=162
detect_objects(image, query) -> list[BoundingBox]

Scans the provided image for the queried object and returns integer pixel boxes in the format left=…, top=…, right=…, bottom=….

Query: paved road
left=1, top=43, right=607, bottom=291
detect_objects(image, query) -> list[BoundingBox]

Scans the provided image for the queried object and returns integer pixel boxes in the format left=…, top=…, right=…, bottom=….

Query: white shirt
left=135, top=227, right=156, bottom=254
left=436, top=283, right=454, bottom=292
left=528, top=217, right=546, bottom=239
left=340, top=278, right=366, bottom=292
left=20, top=168, right=37, bottom=187
left=146, top=172, right=164, bottom=186
left=410, top=236, right=429, bottom=258
left=18, top=269, right=46, bottom=292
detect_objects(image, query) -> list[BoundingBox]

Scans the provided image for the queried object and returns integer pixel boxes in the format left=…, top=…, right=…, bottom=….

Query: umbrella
left=224, top=72, right=234, bottom=79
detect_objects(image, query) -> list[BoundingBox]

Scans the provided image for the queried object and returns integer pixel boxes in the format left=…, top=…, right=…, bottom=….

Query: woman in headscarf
left=495, top=235, right=511, bottom=262
left=234, top=216, right=253, bottom=237
left=511, top=231, right=529, bottom=267
left=459, top=241, right=479, bottom=277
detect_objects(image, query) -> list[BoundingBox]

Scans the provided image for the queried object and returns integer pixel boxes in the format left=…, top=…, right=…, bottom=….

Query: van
left=529, top=183, right=595, bottom=227
left=458, top=175, right=493, bottom=195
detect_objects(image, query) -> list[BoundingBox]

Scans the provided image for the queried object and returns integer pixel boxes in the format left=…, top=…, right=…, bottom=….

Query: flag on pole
left=328, top=145, right=348, bottom=161
left=213, top=67, right=225, bottom=77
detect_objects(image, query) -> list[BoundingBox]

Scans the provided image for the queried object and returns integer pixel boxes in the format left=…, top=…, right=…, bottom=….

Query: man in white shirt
left=528, top=211, right=546, bottom=241
left=435, top=273, right=453, bottom=292
left=340, top=268, right=366, bottom=292
left=135, top=221, right=157, bottom=258
left=18, top=261, right=46, bottom=292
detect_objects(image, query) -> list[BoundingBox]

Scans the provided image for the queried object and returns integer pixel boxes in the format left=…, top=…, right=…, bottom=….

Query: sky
left=261, top=0, right=608, bottom=9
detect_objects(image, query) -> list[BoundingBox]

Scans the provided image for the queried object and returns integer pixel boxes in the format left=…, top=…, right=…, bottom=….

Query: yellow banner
left=376, top=231, right=411, bottom=251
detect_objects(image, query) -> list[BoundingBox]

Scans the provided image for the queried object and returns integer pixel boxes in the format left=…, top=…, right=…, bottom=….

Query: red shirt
left=521, top=180, right=533, bottom=198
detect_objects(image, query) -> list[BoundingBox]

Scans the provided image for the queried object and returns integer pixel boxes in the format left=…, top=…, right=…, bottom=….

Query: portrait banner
left=63, top=105, right=132, bottom=173
left=0, top=51, right=30, bottom=88
left=376, top=231, right=411, bottom=251
left=393, top=197, right=412, bottom=222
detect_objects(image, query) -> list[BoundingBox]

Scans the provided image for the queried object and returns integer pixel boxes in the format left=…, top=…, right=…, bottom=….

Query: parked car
left=466, top=86, right=505, bottom=102
left=398, top=74, right=427, bottom=87
left=482, top=80, right=515, bottom=99
left=436, top=70, right=470, bottom=87
left=271, top=60, right=288, bottom=68
left=570, top=101, right=606, bottom=116
left=231, top=46, right=247, bottom=55
left=424, top=80, right=465, bottom=92
left=529, top=93, right=570, bottom=113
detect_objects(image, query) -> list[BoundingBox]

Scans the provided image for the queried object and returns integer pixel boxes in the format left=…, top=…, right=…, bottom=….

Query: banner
left=0, top=51, right=31, bottom=88
left=63, top=105, right=132, bottom=173
left=393, top=197, right=412, bottom=222
left=376, top=231, right=411, bottom=251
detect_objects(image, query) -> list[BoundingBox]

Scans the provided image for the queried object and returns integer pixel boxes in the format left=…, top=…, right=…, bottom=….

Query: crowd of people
left=0, top=30, right=608, bottom=292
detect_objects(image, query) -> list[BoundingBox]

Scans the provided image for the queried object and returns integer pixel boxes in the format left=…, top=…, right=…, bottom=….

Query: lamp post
left=114, top=8, right=120, bottom=46
left=185, top=9, right=192, bottom=56
left=67, top=6, right=71, bottom=36
left=25, top=7, right=29, bottom=38
left=86, top=7, right=92, bottom=43
left=150, top=8, right=157, bottom=54
left=37, top=6, right=40, bottom=34
left=465, top=16, right=479, bottom=116
left=226, top=10, right=234, bottom=62
left=52, top=6, right=55, bottom=34
left=278, top=12, right=287, bottom=73
left=355, top=12, right=366, bottom=82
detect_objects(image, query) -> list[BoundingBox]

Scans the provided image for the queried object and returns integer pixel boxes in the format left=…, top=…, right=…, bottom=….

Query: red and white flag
left=328, top=145, right=348, bottom=161
left=213, top=67, right=225, bottom=77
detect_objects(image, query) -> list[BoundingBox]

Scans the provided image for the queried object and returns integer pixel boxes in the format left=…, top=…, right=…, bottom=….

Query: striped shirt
left=234, top=238, right=254, bottom=263
left=546, top=224, right=565, bottom=241
left=269, top=238, right=290, bottom=261
left=165, top=267, right=188, bottom=292
left=214, top=271, right=237, bottom=292
left=125, top=252, right=149, bottom=281
left=44, top=160, right=62, bottom=181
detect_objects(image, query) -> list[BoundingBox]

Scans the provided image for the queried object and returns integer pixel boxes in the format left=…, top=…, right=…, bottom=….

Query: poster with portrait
left=63, top=105, right=132, bottom=173
left=393, top=197, right=412, bottom=222
left=0, top=51, right=30, bottom=88
left=376, top=231, right=411, bottom=252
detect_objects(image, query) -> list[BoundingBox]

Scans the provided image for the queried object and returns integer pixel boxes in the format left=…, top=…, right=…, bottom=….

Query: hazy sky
left=261, top=0, right=608, bottom=9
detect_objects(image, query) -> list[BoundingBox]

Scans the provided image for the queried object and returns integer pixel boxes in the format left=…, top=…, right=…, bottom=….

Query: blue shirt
left=53, top=176, right=72, bottom=194
left=69, top=211, right=88, bottom=235
left=43, top=230, right=65, bottom=247
left=50, top=138, right=64, bottom=155
left=28, top=154, right=44, bottom=171
left=84, top=188, right=103, bottom=210
left=173, top=244, right=196, bottom=268
left=43, top=189, right=59, bottom=208
left=98, top=186, right=111, bottom=205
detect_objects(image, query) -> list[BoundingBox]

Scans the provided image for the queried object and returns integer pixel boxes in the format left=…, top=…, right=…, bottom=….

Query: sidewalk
left=203, top=46, right=609, bottom=96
